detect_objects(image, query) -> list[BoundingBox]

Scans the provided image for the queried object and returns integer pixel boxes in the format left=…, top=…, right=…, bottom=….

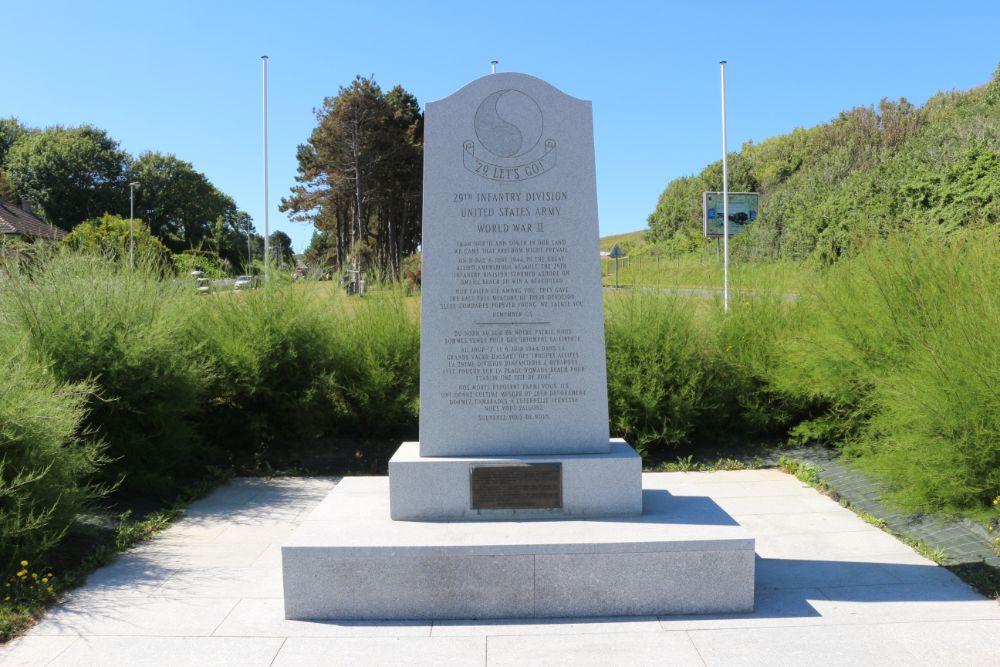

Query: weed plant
left=190, top=281, right=345, bottom=461
left=326, top=285, right=420, bottom=436
left=787, top=228, right=1000, bottom=515
left=604, top=292, right=719, bottom=455
left=0, top=250, right=208, bottom=493
left=0, top=334, right=106, bottom=577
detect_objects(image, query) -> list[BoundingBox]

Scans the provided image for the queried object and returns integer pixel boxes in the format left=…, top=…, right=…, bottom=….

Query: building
left=0, top=200, right=67, bottom=241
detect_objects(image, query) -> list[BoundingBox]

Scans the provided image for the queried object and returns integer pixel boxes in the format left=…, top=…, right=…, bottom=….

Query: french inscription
left=469, top=463, right=562, bottom=510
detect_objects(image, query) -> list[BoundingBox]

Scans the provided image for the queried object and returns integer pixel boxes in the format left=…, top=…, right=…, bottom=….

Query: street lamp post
left=129, top=181, right=140, bottom=269
left=261, top=55, right=270, bottom=282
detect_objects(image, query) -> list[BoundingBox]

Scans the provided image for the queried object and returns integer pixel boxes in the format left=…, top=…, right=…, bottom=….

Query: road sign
left=608, top=244, right=624, bottom=258
left=703, top=192, right=759, bottom=237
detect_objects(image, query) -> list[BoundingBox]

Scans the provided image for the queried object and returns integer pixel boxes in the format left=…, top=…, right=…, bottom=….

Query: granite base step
left=281, top=476, right=755, bottom=620
left=388, top=439, right=642, bottom=521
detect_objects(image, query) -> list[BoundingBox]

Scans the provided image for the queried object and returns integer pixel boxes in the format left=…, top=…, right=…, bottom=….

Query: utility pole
left=129, top=181, right=140, bottom=269
left=720, top=60, right=730, bottom=313
left=262, top=55, right=270, bottom=281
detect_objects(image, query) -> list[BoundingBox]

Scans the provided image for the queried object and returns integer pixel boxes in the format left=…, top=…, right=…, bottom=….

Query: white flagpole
left=262, top=55, right=270, bottom=281
left=720, top=60, right=730, bottom=313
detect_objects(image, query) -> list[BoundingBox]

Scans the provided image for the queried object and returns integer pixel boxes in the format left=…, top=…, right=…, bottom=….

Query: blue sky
left=5, top=1, right=999, bottom=252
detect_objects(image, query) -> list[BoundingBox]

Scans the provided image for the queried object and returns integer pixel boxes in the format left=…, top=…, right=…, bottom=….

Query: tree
left=0, top=117, right=31, bottom=166
left=304, top=230, right=339, bottom=268
left=268, top=230, right=294, bottom=267
left=281, top=76, right=422, bottom=274
left=63, top=213, right=171, bottom=264
left=128, top=152, right=243, bottom=251
left=4, top=125, right=129, bottom=230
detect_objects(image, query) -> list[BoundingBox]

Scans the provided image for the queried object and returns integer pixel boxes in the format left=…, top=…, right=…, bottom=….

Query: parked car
left=234, top=275, right=254, bottom=290
left=195, top=277, right=211, bottom=295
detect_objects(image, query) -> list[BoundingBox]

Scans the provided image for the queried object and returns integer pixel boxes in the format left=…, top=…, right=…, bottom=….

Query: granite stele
left=282, top=73, right=755, bottom=620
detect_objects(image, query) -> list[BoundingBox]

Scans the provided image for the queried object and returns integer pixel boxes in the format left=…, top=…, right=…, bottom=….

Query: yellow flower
left=47, top=587, right=53, bottom=593
left=41, top=577, right=48, bottom=583
left=31, top=573, right=38, bottom=580
left=19, top=560, right=27, bottom=567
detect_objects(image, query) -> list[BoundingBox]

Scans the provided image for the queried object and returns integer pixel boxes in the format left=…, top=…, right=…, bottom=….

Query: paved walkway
left=2, top=471, right=998, bottom=666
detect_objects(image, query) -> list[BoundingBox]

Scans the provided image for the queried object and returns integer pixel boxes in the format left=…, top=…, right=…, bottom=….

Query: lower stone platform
left=281, top=476, right=755, bottom=620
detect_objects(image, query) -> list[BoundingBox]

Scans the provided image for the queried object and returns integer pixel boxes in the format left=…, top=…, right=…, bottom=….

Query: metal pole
left=720, top=60, right=730, bottom=313
left=262, top=55, right=270, bottom=282
left=247, top=222, right=252, bottom=272
left=129, top=181, right=139, bottom=269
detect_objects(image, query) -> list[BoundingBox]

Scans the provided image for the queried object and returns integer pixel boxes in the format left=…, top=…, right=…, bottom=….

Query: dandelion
left=41, top=577, right=48, bottom=583
left=19, top=560, right=27, bottom=567
left=47, top=587, right=53, bottom=593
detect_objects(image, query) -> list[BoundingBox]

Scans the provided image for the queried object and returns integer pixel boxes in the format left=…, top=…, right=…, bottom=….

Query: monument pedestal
left=389, top=439, right=642, bottom=521
left=282, top=475, right=755, bottom=620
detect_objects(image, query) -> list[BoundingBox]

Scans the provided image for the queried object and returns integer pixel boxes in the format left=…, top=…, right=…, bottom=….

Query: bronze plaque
left=470, top=463, right=562, bottom=511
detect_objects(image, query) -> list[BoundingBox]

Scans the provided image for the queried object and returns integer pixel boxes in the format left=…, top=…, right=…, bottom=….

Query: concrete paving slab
left=818, top=582, right=1000, bottom=623
left=713, top=493, right=849, bottom=515
left=658, top=586, right=834, bottom=631
left=31, top=596, right=239, bottom=637
left=213, top=599, right=432, bottom=637
left=0, top=636, right=79, bottom=666
left=756, top=556, right=905, bottom=589
left=210, top=520, right=297, bottom=544
left=153, top=567, right=284, bottom=599
left=688, top=624, right=917, bottom=666
left=754, top=527, right=921, bottom=559
left=271, top=637, right=485, bottom=667
left=655, top=469, right=790, bottom=484
left=734, top=511, right=877, bottom=536
left=432, top=615, right=661, bottom=637
left=49, top=636, right=284, bottom=666
left=60, top=553, right=178, bottom=598
left=880, top=619, right=1000, bottom=667
left=485, top=631, right=705, bottom=667
left=128, top=542, right=270, bottom=568
left=249, top=544, right=284, bottom=568
left=665, top=479, right=816, bottom=498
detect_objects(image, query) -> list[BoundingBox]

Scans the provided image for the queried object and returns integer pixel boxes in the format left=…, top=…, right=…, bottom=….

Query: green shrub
left=191, top=282, right=419, bottom=461
left=712, top=290, right=812, bottom=432
left=604, top=293, right=717, bottom=456
left=0, top=337, right=106, bottom=578
left=190, top=282, right=344, bottom=458
left=328, top=287, right=420, bottom=436
left=0, top=251, right=209, bottom=492
left=775, top=229, right=1000, bottom=514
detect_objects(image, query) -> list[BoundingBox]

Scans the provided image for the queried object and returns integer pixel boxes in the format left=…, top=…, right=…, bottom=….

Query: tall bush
left=327, top=287, right=420, bottom=436
left=0, top=251, right=209, bottom=492
left=604, top=293, right=717, bottom=456
left=0, top=337, right=105, bottom=576
left=775, top=229, right=1000, bottom=514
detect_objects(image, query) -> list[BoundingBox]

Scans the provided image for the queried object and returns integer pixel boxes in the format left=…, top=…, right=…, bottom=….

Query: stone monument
left=282, top=73, right=755, bottom=620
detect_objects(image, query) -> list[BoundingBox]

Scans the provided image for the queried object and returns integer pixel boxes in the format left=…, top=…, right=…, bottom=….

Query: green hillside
left=647, top=65, right=1000, bottom=263
left=598, top=229, right=646, bottom=252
